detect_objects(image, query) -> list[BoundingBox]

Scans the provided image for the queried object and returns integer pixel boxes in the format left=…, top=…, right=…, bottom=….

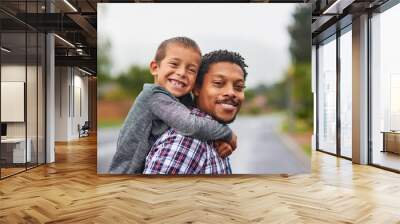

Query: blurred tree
left=287, top=5, right=313, bottom=131
left=239, top=6, right=313, bottom=129
left=116, top=65, right=154, bottom=97
left=287, top=5, right=311, bottom=64
left=292, top=63, right=313, bottom=126
left=265, top=80, right=288, bottom=110
left=98, top=39, right=112, bottom=84
left=245, top=88, right=257, bottom=102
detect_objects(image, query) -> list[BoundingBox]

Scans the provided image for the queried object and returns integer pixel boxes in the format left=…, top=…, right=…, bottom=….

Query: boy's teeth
left=171, top=80, right=184, bottom=88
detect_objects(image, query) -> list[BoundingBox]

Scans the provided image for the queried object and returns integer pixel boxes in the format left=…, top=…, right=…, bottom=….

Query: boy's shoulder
left=141, top=83, right=193, bottom=106
left=142, top=83, right=175, bottom=99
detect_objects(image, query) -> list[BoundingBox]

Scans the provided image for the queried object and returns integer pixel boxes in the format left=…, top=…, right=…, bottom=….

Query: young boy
left=109, top=37, right=236, bottom=174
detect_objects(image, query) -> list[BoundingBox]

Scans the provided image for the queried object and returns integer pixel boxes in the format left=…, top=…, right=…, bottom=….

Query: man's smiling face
left=194, top=62, right=245, bottom=124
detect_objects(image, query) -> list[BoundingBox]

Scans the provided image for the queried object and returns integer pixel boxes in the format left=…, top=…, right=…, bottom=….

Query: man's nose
left=223, top=85, right=236, bottom=97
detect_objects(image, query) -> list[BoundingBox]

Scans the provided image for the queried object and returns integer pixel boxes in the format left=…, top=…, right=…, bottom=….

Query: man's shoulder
left=158, top=107, right=214, bottom=143
left=188, top=107, right=212, bottom=119
left=159, top=127, right=211, bottom=146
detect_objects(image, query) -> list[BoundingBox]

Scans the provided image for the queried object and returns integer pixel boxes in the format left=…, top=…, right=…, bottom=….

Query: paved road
left=97, top=128, right=120, bottom=174
left=229, top=114, right=310, bottom=174
left=97, top=114, right=310, bottom=174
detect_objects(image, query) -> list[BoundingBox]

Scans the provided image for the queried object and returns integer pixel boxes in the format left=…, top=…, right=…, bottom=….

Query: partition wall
left=0, top=1, right=46, bottom=179
left=0, top=0, right=97, bottom=180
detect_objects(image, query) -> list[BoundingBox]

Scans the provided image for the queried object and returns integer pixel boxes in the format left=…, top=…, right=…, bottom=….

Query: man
left=143, top=50, right=248, bottom=174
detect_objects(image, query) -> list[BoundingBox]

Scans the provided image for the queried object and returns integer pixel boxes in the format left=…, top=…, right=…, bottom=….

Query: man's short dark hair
left=196, top=50, right=248, bottom=87
left=154, top=37, right=201, bottom=64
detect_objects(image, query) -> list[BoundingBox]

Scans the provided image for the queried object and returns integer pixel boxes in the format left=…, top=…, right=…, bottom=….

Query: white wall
left=55, top=67, right=89, bottom=141
left=55, top=66, right=69, bottom=141
left=1, top=65, right=26, bottom=81
left=1, top=65, right=30, bottom=138
left=1, top=63, right=46, bottom=164
left=1, top=82, right=25, bottom=122
left=1, top=66, right=26, bottom=127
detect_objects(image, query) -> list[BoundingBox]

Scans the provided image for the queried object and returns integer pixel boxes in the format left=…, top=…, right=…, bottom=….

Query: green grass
left=98, top=119, right=124, bottom=129
left=302, top=144, right=312, bottom=157
left=281, top=117, right=313, bottom=133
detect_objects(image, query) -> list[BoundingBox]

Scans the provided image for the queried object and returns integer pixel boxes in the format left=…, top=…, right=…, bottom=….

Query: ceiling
left=0, top=0, right=98, bottom=74
left=309, top=0, right=390, bottom=43
left=0, top=0, right=394, bottom=74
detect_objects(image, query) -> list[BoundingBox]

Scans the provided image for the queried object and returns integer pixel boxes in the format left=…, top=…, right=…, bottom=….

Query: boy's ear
left=149, top=60, right=158, bottom=75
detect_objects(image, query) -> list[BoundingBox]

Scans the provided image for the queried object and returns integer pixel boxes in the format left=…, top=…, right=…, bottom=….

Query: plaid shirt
left=143, top=108, right=232, bottom=174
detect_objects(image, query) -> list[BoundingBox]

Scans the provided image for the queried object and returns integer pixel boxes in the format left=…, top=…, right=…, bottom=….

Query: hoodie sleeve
left=149, top=92, right=233, bottom=142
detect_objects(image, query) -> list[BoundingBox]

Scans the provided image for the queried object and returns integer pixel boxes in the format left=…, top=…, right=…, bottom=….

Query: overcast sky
left=98, top=3, right=302, bottom=88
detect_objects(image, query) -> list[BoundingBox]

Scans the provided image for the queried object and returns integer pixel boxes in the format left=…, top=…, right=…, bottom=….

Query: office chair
left=79, top=121, right=90, bottom=138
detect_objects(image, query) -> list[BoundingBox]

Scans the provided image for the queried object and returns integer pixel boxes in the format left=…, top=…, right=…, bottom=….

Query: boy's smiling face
left=150, top=43, right=201, bottom=97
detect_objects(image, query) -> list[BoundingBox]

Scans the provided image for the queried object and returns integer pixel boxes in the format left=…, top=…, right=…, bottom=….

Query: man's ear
left=149, top=60, right=158, bottom=76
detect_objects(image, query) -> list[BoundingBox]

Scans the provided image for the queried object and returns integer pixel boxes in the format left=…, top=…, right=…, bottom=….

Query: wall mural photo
left=97, top=3, right=312, bottom=175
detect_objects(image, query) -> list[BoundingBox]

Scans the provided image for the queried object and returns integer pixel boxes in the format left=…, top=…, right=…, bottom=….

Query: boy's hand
left=214, top=140, right=233, bottom=158
left=228, top=132, right=237, bottom=150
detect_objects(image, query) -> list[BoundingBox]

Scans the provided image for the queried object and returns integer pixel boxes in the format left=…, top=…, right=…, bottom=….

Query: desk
left=381, top=131, right=400, bottom=154
left=1, top=138, right=31, bottom=163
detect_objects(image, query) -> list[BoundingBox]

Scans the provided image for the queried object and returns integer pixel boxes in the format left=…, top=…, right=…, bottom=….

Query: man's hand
left=228, top=132, right=237, bottom=151
left=214, top=140, right=234, bottom=158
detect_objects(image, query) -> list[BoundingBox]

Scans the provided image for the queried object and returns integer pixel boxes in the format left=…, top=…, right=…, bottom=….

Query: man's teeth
left=218, top=101, right=237, bottom=106
left=170, top=80, right=184, bottom=88
left=220, top=103, right=236, bottom=110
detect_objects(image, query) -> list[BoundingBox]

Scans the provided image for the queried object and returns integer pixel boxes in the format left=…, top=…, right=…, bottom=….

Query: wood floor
left=1, top=135, right=400, bottom=223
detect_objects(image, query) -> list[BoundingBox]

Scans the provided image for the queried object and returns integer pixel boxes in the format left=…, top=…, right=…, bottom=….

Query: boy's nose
left=176, top=67, right=186, bottom=77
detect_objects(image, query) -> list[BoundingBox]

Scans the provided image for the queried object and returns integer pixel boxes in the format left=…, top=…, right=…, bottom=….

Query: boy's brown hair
left=154, top=37, right=202, bottom=64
